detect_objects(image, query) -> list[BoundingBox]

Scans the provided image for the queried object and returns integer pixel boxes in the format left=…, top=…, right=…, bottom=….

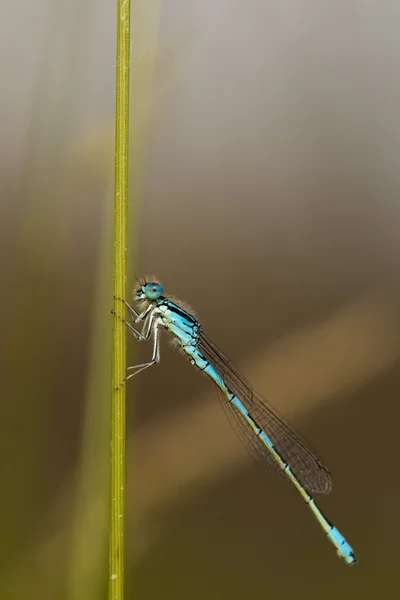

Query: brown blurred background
left=1, top=1, right=400, bottom=598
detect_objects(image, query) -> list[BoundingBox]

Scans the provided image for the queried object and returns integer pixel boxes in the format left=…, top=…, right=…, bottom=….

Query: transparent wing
left=198, top=332, right=332, bottom=494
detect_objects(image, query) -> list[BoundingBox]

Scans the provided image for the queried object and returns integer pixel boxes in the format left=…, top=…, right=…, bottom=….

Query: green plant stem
left=110, top=0, right=131, bottom=598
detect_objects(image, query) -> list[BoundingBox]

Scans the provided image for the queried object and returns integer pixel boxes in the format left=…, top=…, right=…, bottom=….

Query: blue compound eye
left=145, top=282, right=163, bottom=300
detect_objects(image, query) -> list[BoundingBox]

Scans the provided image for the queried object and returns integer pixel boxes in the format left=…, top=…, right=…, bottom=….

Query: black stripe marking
left=199, top=360, right=210, bottom=371
left=167, top=303, right=197, bottom=324
left=246, top=413, right=256, bottom=426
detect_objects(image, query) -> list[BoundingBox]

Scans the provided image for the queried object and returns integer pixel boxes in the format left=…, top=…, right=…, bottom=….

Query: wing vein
left=198, top=331, right=332, bottom=494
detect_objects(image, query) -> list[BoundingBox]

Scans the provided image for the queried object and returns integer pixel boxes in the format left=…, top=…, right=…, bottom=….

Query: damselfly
left=113, top=276, right=357, bottom=564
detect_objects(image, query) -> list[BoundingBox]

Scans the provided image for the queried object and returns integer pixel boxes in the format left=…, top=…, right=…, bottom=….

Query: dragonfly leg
left=115, top=322, right=160, bottom=390
left=111, top=310, right=150, bottom=341
left=113, top=296, right=153, bottom=324
left=114, top=296, right=139, bottom=321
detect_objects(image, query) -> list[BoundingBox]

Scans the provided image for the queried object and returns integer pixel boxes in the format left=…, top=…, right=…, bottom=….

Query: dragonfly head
left=135, top=281, right=164, bottom=302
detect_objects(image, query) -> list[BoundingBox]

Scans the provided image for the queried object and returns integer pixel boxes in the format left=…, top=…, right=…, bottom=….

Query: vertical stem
left=110, top=0, right=131, bottom=598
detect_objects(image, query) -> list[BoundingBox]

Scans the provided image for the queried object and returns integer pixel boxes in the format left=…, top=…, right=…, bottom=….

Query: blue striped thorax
left=158, top=299, right=200, bottom=346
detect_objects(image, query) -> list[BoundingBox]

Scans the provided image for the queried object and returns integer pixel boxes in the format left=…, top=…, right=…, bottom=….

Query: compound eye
left=145, top=282, right=163, bottom=300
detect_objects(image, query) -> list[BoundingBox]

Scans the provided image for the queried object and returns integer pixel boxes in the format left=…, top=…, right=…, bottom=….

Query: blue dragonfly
left=113, top=276, right=357, bottom=565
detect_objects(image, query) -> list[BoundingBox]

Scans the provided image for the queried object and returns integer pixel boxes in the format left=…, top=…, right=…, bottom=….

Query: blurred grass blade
left=68, top=190, right=113, bottom=600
